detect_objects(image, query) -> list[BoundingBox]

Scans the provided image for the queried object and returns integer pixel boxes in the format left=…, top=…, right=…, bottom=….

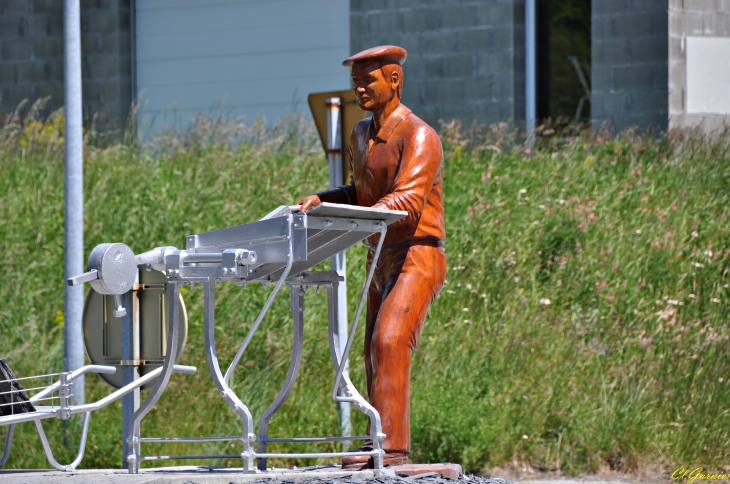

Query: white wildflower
left=693, top=262, right=704, bottom=268
left=539, top=298, right=551, bottom=306
left=711, top=298, right=721, bottom=303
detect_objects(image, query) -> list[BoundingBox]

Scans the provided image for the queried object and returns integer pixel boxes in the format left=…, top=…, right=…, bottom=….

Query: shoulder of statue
left=399, top=110, right=440, bottom=143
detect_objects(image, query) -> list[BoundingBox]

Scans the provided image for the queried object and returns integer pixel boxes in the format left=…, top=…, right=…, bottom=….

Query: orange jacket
left=317, top=103, right=445, bottom=248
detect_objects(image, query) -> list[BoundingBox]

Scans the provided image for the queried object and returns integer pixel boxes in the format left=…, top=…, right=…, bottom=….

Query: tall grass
left=0, top=108, right=728, bottom=475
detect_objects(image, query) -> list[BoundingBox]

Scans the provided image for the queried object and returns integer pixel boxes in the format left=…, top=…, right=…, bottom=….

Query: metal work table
left=68, top=203, right=406, bottom=473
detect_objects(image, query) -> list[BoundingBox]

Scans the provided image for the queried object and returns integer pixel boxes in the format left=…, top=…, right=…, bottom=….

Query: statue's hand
left=296, top=195, right=321, bottom=212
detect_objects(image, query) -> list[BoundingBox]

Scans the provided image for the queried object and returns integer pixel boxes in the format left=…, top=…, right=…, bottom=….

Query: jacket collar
left=370, top=104, right=411, bottom=143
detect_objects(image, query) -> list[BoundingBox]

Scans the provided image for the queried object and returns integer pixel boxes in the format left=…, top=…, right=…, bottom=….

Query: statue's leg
left=368, top=244, right=446, bottom=455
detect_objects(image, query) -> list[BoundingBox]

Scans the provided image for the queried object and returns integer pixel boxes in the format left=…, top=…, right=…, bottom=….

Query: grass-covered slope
left=0, top=113, right=728, bottom=474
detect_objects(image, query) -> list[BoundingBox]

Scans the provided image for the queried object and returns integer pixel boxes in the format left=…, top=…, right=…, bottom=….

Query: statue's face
left=351, top=61, right=398, bottom=112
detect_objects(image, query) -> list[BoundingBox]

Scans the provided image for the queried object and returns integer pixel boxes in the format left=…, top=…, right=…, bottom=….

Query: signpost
left=308, top=90, right=366, bottom=437
left=63, top=0, right=84, bottom=407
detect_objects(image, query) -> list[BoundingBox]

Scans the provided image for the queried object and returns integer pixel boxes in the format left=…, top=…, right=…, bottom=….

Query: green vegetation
left=1, top=106, right=729, bottom=475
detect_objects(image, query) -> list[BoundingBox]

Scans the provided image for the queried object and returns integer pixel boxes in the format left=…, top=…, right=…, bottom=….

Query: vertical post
left=121, top=286, right=140, bottom=469
left=525, top=0, right=537, bottom=148
left=63, top=0, right=85, bottom=405
left=326, top=97, right=351, bottom=436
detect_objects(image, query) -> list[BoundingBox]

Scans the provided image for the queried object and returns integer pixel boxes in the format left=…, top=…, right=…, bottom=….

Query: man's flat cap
left=342, top=45, right=407, bottom=67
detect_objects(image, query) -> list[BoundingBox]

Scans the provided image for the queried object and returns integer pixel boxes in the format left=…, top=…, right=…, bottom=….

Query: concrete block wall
left=0, top=0, right=132, bottom=130
left=592, top=0, right=669, bottom=131
left=669, top=0, right=730, bottom=131
left=0, top=1, right=65, bottom=117
left=350, top=0, right=526, bottom=126
left=80, top=0, right=133, bottom=130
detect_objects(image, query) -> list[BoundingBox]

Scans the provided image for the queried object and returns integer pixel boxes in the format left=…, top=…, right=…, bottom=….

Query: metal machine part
left=0, top=364, right=197, bottom=471
left=67, top=203, right=406, bottom=474
left=82, top=267, right=188, bottom=390
left=68, top=243, right=138, bottom=317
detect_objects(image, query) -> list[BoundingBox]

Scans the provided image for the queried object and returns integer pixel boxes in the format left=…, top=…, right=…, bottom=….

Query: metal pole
left=64, top=0, right=85, bottom=406
left=525, top=0, right=537, bottom=148
left=326, top=97, right=351, bottom=437
left=121, top=287, right=140, bottom=469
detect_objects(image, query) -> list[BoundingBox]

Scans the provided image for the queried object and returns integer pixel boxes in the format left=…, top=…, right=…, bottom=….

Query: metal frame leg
left=203, top=280, right=256, bottom=472
left=34, top=412, right=91, bottom=471
left=257, top=284, right=306, bottom=471
left=325, top=282, right=385, bottom=469
left=0, top=425, right=14, bottom=467
left=127, top=281, right=183, bottom=474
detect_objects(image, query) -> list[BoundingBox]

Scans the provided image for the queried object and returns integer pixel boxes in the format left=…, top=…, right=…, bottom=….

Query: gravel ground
left=240, top=474, right=511, bottom=484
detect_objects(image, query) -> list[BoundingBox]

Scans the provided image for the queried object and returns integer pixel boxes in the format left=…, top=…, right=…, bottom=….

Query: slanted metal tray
left=186, top=203, right=406, bottom=282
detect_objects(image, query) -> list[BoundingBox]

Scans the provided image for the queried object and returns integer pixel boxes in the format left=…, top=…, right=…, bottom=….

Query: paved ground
left=0, top=465, right=677, bottom=484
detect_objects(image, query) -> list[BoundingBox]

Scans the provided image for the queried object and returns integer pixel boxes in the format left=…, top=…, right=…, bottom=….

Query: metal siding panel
left=136, top=22, right=349, bottom=62
left=136, top=0, right=348, bottom=35
left=135, top=0, right=350, bottom=129
left=137, top=49, right=347, bottom=86
left=140, top=74, right=344, bottom=110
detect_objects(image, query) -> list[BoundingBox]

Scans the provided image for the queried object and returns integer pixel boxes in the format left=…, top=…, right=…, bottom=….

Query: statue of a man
left=297, top=45, right=446, bottom=469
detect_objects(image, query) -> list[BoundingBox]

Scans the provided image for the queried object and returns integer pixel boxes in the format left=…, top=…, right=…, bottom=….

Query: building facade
left=1, top=0, right=728, bottom=132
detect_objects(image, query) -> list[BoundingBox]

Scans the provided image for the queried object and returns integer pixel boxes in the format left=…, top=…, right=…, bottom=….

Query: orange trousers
left=364, top=242, right=446, bottom=454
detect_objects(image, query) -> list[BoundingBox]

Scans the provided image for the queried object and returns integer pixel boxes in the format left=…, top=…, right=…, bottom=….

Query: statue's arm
left=372, top=126, right=442, bottom=227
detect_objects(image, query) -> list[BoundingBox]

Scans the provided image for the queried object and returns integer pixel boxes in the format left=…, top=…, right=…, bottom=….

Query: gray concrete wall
left=669, top=0, right=730, bottom=132
left=591, top=0, right=669, bottom=131
left=350, top=0, right=526, bottom=126
left=0, top=0, right=133, bottom=130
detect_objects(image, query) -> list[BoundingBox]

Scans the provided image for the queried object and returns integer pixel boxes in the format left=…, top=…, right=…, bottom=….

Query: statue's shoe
left=341, top=448, right=409, bottom=469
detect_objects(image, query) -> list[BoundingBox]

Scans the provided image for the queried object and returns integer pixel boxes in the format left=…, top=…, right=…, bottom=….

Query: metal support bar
left=135, top=449, right=383, bottom=463
left=35, top=412, right=91, bottom=471
left=257, top=284, right=306, bottom=470
left=263, top=435, right=370, bottom=443
left=332, top=226, right=386, bottom=402
left=121, top=290, right=140, bottom=469
left=325, top=281, right=384, bottom=469
left=0, top=425, right=14, bottom=467
left=202, top=280, right=256, bottom=473
left=128, top=282, right=183, bottom=474
left=139, top=435, right=243, bottom=443
left=224, top=215, right=296, bottom=385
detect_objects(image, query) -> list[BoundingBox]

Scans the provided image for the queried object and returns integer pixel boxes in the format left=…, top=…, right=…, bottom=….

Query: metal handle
left=67, top=270, right=98, bottom=286
left=113, top=294, right=127, bottom=318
